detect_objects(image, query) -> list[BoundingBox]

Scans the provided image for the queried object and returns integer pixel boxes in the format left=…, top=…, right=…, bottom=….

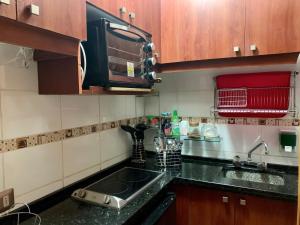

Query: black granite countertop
left=20, top=154, right=298, bottom=225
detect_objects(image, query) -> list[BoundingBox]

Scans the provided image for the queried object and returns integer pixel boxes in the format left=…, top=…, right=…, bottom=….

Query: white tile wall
left=16, top=181, right=63, bottom=204
left=3, top=142, right=63, bottom=197
left=101, top=153, right=131, bottom=170
left=177, top=91, right=213, bottom=117
left=159, top=92, right=177, bottom=113
left=61, top=95, right=100, bottom=129
left=0, top=44, right=21, bottom=65
left=0, top=64, right=38, bottom=91
left=0, top=43, right=140, bottom=205
left=261, top=126, right=298, bottom=158
left=145, top=96, right=160, bottom=115
left=99, top=95, right=137, bottom=121
left=217, top=124, right=261, bottom=153
left=145, top=65, right=300, bottom=166
left=100, top=128, right=131, bottom=163
left=1, top=91, right=61, bottom=139
left=63, top=133, right=101, bottom=177
left=136, top=97, right=145, bottom=117
left=64, top=165, right=100, bottom=187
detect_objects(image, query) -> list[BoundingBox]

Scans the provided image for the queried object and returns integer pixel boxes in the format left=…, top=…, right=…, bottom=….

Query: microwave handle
left=109, top=22, right=147, bottom=42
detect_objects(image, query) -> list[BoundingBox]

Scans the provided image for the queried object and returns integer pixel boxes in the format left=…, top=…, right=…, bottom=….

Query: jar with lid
left=188, top=120, right=200, bottom=138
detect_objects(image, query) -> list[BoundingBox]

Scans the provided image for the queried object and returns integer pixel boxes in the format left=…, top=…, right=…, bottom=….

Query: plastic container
left=179, top=120, right=189, bottom=136
left=171, top=110, right=180, bottom=138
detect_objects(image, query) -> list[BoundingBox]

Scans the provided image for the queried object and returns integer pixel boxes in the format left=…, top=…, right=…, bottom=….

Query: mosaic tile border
left=181, top=117, right=300, bottom=127
left=0, top=117, right=145, bottom=153
left=0, top=116, right=298, bottom=153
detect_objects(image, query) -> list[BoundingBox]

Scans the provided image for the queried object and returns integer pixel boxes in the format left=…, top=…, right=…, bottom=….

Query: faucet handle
left=257, top=162, right=267, bottom=170
left=233, top=155, right=242, bottom=167
left=263, top=142, right=269, bottom=155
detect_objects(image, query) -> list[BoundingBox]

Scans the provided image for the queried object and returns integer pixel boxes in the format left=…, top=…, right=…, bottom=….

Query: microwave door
left=105, top=22, right=150, bottom=87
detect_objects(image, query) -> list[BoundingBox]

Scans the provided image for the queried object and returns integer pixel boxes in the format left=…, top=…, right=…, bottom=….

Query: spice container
left=188, top=120, right=200, bottom=138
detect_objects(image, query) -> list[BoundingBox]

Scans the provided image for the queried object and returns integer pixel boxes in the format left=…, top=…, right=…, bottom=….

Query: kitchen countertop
left=21, top=154, right=298, bottom=225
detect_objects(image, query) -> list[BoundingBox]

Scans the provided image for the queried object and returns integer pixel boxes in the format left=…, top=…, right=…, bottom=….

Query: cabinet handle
left=30, top=4, right=40, bottom=16
left=119, top=6, right=127, bottom=15
left=250, top=44, right=257, bottom=51
left=222, top=196, right=229, bottom=203
left=0, top=0, right=10, bottom=5
left=129, top=12, right=136, bottom=20
left=233, top=46, right=240, bottom=53
left=240, top=199, right=246, bottom=206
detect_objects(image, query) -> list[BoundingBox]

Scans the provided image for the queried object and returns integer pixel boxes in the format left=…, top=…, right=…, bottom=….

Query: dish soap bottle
left=171, top=110, right=180, bottom=138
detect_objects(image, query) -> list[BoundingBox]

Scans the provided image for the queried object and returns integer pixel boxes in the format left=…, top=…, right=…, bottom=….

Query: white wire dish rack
left=212, top=72, right=298, bottom=118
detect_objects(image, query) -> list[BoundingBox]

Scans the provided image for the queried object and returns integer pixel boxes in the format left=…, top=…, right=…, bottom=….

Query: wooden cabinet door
left=245, top=0, right=300, bottom=56
left=87, top=0, right=127, bottom=21
left=172, top=184, right=235, bottom=225
left=0, top=0, right=16, bottom=20
left=189, top=186, right=235, bottom=225
left=170, top=184, right=191, bottom=225
left=160, top=0, right=245, bottom=63
left=16, top=0, right=86, bottom=40
left=126, top=0, right=161, bottom=61
left=235, top=195, right=297, bottom=225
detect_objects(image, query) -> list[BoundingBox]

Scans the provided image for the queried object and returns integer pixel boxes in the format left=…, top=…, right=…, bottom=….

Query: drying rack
left=211, top=72, right=298, bottom=118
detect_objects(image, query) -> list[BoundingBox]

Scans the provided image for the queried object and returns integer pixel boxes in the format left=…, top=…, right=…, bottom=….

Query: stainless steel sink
left=222, top=166, right=285, bottom=186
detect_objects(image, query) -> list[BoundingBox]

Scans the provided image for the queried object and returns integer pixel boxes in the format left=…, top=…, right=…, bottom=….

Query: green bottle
left=171, top=110, right=180, bottom=138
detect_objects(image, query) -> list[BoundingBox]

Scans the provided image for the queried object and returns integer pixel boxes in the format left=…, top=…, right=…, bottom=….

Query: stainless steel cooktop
left=71, top=167, right=164, bottom=209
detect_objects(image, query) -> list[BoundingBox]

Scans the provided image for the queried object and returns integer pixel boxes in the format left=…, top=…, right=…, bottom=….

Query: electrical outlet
left=0, top=188, right=14, bottom=213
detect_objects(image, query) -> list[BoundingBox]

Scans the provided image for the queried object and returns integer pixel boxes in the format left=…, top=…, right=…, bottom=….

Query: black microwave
left=82, top=4, right=157, bottom=90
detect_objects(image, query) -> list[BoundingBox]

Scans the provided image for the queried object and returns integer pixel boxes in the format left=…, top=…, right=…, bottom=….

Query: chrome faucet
left=232, top=137, right=269, bottom=170
left=247, top=139, right=269, bottom=162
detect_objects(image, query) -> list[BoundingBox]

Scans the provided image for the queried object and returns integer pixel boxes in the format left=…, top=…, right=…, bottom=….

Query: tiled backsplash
left=0, top=43, right=299, bottom=206
left=0, top=43, right=145, bottom=204
left=144, top=68, right=299, bottom=166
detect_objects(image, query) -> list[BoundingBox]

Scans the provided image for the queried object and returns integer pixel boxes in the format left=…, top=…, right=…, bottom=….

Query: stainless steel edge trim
left=107, top=87, right=153, bottom=92
left=109, top=22, right=128, bottom=31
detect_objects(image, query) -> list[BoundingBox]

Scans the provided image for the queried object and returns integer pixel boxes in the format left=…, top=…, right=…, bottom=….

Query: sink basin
left=222, top=166, right=285, bottom=186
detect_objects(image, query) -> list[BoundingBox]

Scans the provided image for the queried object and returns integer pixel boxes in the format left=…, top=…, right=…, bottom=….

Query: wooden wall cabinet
left=172, top=185, right=297, bottom=225
left=160, top=0, right=300, bottom=64
left=87, top=0, right=127, bottom=21
left=16, top=0, right=86, bottom=40
left=245, top=0, right=300, bottom=56
left=0, top=0, right=16, bottom=20
left=161, top=0, right=245, bottom=63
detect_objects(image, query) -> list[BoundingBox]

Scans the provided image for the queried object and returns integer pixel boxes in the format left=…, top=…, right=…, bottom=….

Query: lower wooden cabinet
left=171, top=184, right=297, bottom=225
left=235, top=194, right=297, bottom=225
left=189, top=186, right=234, bottom=225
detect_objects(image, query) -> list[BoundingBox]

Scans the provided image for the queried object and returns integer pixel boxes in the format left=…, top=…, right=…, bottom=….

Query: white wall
left=144, top=66, right=299, bottom=166
left=0, top=43, right=144, bottom=204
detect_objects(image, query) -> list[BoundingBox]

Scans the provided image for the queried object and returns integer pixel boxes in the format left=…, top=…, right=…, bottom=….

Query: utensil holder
left=156, top=148, right=182, bottom=168
left=131, top=139, right=145, bottom=164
